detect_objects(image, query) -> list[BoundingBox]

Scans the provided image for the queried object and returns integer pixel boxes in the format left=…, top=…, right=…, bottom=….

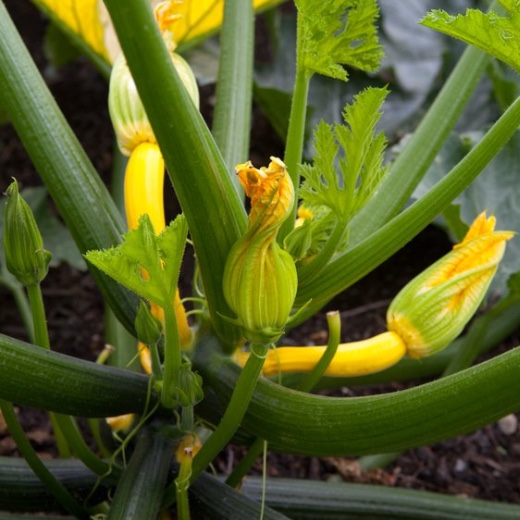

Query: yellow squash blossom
left=236, top=212, right=513, bottom=377
left=31, top=0, right=282, bottom=65
left=387, top=212, right=514, bottom=358
left=223, top=158, right=298, bottom=344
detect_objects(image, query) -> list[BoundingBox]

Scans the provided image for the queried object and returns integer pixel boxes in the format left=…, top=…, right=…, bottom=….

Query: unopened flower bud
left=223, top=158, right=297, bottom=344
left=135, top=300, right=163, bottom=345
left=387, top=212, right=514, bottom=358
left=108, top=52, right=199, bottom=156
left=3, top=180, right=52, bottom=286
left=176, top=362, right=203, bottom=407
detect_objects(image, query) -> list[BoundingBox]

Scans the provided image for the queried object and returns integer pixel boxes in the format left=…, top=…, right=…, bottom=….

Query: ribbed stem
left=26, top=284, right=49, bottom=350
left=162, top=302, right=181, bottom=408
left=280, top=68, right=311, bottom=241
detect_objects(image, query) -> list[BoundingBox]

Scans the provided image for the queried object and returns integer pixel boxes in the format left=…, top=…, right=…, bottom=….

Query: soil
left=1, top=0, right=520, bottom=515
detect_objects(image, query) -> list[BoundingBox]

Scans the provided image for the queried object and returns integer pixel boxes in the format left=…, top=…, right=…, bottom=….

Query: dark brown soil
left=1, top=0, right=520, bottom=514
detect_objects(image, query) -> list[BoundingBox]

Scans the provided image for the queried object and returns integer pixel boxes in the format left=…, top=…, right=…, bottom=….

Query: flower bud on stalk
left=223, top=158, right=297, bottom=344
left=108, top=50, right=199, bottom=156
left=135, top=300, right=163, bottom=345
left=3, top=180, right=52, bottom=286
left=387, top=212, right=514, bottom=358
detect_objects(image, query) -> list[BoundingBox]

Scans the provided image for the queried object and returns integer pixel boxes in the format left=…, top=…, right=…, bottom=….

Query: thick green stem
left=280, top=68, right=312, bottom=241
left=212, top=0, right=254, bottom=187
left=26, top=284, right=50, bottom=351
left=348, top=45, right=490, bottom=245
left=103, top=0, right=246, bottom=349
left=107, top=429, right=173, bottom=520
left=0, top=400, right=89, bottom=519
left=0, top=3, right=137, bottom=332
left=162, top=303, right=181, bottom=409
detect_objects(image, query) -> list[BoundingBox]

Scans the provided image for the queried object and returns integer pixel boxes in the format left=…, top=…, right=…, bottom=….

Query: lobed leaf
left=421, top=6, right=520, bottom=74
left=295, top=0, right=383, bottom=80
left=86, top=214, right=187, bottom=307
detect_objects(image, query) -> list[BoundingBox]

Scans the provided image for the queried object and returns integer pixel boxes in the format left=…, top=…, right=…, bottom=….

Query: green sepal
left=3, top=179, right=52, bottom=286
left=85, top=214, right=187, bottom=308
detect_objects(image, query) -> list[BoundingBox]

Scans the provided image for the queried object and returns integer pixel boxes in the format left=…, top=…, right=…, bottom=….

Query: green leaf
left=299, top=86, right=389, bottom=232
left=295, top=0, right=383, bottom=80
left=86, top=214, right=188, bottom=308
left=421, top=6, right=520, bottom=74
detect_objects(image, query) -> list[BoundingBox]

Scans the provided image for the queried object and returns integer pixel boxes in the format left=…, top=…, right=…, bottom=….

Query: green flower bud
left=387, top=212, right=514, bottom=359
left=3, top=180, right=52, bottom=286
left=108, top=52, right=199, bottom=156
left=223, top=158, right=297, bottom=344
left=176, top=362, right=204, bottom=407
left=134, top=300, right=163, bottom=345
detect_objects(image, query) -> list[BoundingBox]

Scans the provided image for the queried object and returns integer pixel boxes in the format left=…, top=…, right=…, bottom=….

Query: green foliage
left=85, top=214, right=187, bottom=309
left=292, top=86, right=389, bottom=259
left=421, top=3, right=520, bottom=73
left=295, top=0, right=383, bottom=80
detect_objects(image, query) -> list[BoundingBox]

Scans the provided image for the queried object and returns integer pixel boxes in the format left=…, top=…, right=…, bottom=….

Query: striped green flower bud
left=3, top=180, right=52, bottom=286
left=134, top=300, right=163, bottom=345
left=176, top=362, right=204, bottom=407
left=387, top=212, right=514, bottom=359
left=223, top=157, right=297, bottom=344
left=108, top=51, right=199, bottom=156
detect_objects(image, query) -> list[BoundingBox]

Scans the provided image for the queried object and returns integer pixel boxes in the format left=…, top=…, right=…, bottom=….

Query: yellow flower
left=387, top=212, right=514, bottom=358
left=32, top=0, right=282, bottom=65
left=223, top=158, right=297, bottom=344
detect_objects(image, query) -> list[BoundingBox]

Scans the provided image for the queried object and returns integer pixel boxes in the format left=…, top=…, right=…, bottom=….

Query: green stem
left=103, top=0, right=246, bottom=349
left=280, top=68, right=312, bottom=241
left=226, top=313, right=340, bottom=486
left=296, top=311, right=341, bottom=393
left=25, top=284, right=49, bottom=350
left=87, top=418, right=113, bottom=459
left=107, top=429, right=173, bottom=520
left=25, top=283, right=71, bottom=458
left=212, top=0, right=254, bottom=187
left=295, top=94, right=520, bottom=312
left=53, top=414, right=115, bottom=477
left=348, top=43, right=491, bottom=245
left=162, top=303, right=181, bottom=409
left=0, top=3, right=137, bottom=333
left=0, top=275, right=34, bottom=342
left=443, top=295, right=520, bottom=377
left=176, top=457, right=193, bottom=520
left=0, top=400, right=89, bottom=519
left=163, top=343, right=269, bottom=507
left=296, top=218, right=346, bottom=286
left=225, top=438, right=265, bottom=488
